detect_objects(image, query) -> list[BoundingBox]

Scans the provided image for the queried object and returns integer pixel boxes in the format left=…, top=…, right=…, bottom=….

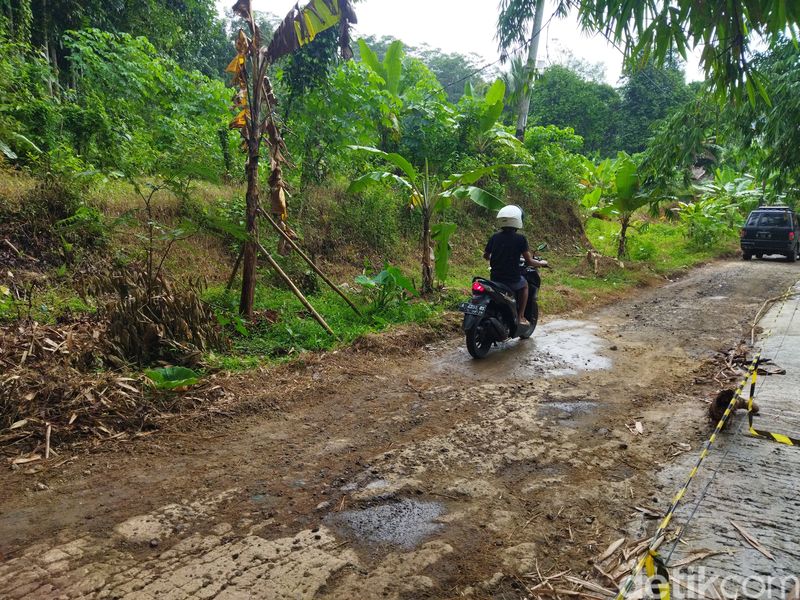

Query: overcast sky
left=246, top=0, right=705, bottom=85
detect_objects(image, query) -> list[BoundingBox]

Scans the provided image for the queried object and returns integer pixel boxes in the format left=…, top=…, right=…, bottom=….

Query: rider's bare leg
left=517, top=285, right=529, bottom=325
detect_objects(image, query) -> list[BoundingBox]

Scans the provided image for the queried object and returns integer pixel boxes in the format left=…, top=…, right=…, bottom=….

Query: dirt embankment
left=0, top=259, right=797, bottom=599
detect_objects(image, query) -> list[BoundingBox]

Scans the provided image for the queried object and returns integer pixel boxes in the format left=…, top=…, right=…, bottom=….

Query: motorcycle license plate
left=459, top=303, right=486, bottom=316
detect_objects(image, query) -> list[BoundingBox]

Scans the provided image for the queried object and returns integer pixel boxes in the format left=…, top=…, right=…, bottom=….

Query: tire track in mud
left=0, top=259, right=798, bottom=599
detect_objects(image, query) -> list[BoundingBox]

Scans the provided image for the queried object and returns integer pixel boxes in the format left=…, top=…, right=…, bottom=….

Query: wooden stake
left=258, top=208, right=362, bottom=316
left=255, top=241, right=335, bottom=337
left=226, top=245, right=245, bottom=292
left=45, top=423, right=51, bottom=460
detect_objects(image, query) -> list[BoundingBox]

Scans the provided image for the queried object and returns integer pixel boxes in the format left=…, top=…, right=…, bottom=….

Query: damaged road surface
left=1, top=260, right=799, bottom=599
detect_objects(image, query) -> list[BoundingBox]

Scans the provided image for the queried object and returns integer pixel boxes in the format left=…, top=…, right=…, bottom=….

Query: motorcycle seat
left=488, top=280, right=515, bottom=294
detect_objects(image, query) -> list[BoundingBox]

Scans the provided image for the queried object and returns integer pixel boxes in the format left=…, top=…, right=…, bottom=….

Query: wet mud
left=326, top=498, right=445, bottom=549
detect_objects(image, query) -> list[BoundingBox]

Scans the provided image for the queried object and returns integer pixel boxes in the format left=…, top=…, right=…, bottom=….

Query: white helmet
left=496, top=204, right=523, bottom=229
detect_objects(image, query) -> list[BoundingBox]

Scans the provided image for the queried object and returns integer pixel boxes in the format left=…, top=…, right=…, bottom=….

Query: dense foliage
left=4, top=0, right=230, bottom=77
left=0, top=21, right=230, bottom=179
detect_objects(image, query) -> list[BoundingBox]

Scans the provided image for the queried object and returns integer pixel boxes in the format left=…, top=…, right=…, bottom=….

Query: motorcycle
left=458, top=261, right=543, bottom=359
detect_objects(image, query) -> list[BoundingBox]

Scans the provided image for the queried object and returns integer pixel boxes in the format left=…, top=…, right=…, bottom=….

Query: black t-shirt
left=484, top=229, right=529, bottom=283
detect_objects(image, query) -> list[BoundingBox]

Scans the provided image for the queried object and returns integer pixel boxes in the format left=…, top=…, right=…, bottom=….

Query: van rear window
left=746, top=212, right=791, bottom=227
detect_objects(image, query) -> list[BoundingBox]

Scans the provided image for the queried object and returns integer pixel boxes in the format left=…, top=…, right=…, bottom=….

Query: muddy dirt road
left=1, top=259, right=798, bottom=599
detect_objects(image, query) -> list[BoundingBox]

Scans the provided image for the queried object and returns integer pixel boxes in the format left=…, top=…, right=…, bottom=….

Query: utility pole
left=514, top=0, right=545, bottom=141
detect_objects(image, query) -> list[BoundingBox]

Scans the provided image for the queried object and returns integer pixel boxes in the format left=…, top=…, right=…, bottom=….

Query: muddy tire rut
left=0, top=259, right=797, bottom=599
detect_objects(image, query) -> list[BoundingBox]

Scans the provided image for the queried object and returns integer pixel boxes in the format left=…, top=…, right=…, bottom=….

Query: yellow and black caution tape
left=749, top=427, right=800, bottom=446
left=747, top=358, right=800, bottom=447
left=645, top=550, right=671, bottom=600
left=615, top=355, right=762, bottom=600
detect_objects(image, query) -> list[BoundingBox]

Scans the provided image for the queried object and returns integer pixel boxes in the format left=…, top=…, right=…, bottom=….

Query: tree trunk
left=617, top=214, right=630, bottom=260
left=239, top=145, right=259, bottom=318
left=514, top=0, right=546, bottom=141
left=421, top=209, right=433, bottom=293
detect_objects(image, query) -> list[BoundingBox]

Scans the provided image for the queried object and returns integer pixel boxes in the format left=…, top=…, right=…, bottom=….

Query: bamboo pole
left=226, top=245, right=245, bottom=291
left=255, top=240, right=335, bottom=337
left=258, top=207, right=362, bottom=316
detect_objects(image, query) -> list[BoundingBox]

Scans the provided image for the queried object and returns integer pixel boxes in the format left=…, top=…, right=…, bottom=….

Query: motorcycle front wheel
left=466, top=320, right=492, bottom=358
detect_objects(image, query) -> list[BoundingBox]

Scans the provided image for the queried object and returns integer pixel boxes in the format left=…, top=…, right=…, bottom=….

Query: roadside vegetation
left=1, top=0, right=798, bottom=448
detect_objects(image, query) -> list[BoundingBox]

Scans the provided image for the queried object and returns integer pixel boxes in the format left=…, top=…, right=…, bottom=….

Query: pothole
left=326, top=497, right=445, bottom=549
left=537, top=400, right=599, bottom=420
left=534, top=320, right=612, bottom=376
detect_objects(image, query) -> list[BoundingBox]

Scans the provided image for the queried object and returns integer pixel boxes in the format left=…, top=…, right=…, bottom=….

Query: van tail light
left=472, top=281, right=486, bottom=294
left=790, top=231, right=796, bottom=241
left=740, top=229, right=746, bottom=238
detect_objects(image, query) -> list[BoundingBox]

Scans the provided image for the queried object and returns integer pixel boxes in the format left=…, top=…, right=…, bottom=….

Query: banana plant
left=358, top=39, right=405, bottom=148
left=581, top=152, right=649, bottom=259
left=462, top=79, right=519, bottom=153
left=348, top=146, right=516, bottom=292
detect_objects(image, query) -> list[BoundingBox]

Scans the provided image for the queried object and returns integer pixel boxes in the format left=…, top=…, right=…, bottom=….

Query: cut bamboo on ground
left=258, top=207, right=362, bottom=316
left=255, top=241, right=335, bottom=337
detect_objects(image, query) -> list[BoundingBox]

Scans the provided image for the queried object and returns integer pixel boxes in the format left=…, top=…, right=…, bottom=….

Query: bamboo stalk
left=226, top=245, right=245, bottom=292
left=258, top=207, right=362, bottom=317
left=255, top=241, right=335, bottom=337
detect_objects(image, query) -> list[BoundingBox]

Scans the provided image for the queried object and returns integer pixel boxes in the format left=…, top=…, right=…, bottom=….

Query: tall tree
left=15, top=0, right=231, bottom=78
left=513, top=0, right=544, bottom=141
left=616, top=58, right=690, bottom=154
left=497, top=0, right=548, bottom=140
left=528, top=64, right=621, bottom=156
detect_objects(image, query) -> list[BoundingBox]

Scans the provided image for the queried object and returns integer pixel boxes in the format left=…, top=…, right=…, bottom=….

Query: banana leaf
left=348, top=145, right=417, bottom=182
left=432, top=222, right=457, bottom=282
left=144, top=366, right=200, bottom=390
left=265, top=0, right=357, bottom=63
left=348, top=171, right=412, bottom=194
left=448, top=186, right=505, bottom=211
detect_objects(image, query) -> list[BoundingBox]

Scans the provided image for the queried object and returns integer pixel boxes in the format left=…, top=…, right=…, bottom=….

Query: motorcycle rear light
left=472, top=281, right=486, bottom=293
left=791, top=231, right=796, bottom=241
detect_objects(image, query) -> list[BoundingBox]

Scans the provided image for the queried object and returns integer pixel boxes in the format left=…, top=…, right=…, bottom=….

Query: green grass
left=586, top=218, right=738, bottom=274
left=203, top=279, right=440, bottom=370
left=0, top=284, right=96, bottom=323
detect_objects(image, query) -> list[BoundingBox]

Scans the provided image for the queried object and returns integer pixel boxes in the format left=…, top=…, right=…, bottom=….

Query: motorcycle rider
left=483, top=205, right=548, bottom=326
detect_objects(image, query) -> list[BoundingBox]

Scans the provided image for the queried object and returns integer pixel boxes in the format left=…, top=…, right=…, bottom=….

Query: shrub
left=302, top=182, right=403, bottom=257
left=629, top=236, right=657, bottom=260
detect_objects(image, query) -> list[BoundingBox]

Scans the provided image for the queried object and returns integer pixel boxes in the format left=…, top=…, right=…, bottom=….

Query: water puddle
left=326, top=498, right=445, bottom=549
left=433, top=319, right=612, bottom=379
left=537, top=400, right=599, bottom=420
left=535, top=320, right=612, bottom=376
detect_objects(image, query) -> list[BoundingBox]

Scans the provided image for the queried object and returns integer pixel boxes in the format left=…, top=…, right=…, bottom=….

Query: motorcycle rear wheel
left=466, top=320, right=492, bottom=358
